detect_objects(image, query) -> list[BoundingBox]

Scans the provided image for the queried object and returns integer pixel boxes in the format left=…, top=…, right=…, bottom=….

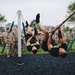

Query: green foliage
left=67, top=1, right=75, bottom=22
left=68, top=42, right=75, bottom=52
left=1, top=41, right=75, bottom=55
left=0, top=46, right=7, bottom=55
left=68, top=17, right=75, bottom=22
left=64, top=26, right=70, bottom=31
left=0, top=14, right=6, bottom=22
left=68, top=2, right=75, bottom=12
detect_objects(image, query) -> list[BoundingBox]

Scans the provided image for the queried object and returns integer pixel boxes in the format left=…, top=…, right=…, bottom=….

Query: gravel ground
left=0, top=52, right=75, bottom=75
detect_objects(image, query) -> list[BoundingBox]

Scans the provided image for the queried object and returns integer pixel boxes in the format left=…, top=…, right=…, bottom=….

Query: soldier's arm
left=35, top=36, right=40, bottom=45
left=38, top=30, right=44, bottom=35
left=27, top=36, right=33, bottom=42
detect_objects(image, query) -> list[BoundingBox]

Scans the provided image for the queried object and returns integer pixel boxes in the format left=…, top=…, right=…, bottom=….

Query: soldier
left=37, top=30, right=44, bottom=46
left=52, top=30, right=59, bottom=44
left=1, top=30, right=5, bottom=46
left=0, top=30, right=3, bottom=46
left=66, top=29, right=74, bottom=45
left=12, top=26, right=18, bottom=54
left=25, top=21, right=40, bottom=54
left=4, top=28, right=14, bottom=57
left=35, top=13, right=67, bottom=58
left=21, top=30, right=26, bottom=50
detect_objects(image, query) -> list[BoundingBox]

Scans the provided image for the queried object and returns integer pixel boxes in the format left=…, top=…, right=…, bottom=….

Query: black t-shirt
left=49, top=39, right=60, bottom=57
left=26, top=33, right=37, bottom=44
left=49, top=48, right=59, bottom=57
left=25, top=34, right=32, bottom=42
left=49, top=43, right=67, bottom=57
left=51, top=39, right=58, bottom=46
left=30, top=36, right=36, bottom=44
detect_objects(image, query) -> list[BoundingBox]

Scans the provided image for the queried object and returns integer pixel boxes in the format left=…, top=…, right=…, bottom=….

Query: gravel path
left=0, top=52, right=75, bottom=75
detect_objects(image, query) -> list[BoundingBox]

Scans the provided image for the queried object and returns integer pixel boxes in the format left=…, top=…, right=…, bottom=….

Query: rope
left=21, top=14, right=26, bottom=23
left=13, top=12, right=18, bottom=23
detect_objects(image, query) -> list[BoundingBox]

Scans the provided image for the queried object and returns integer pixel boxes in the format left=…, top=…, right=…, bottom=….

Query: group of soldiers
left=0, top=23, right=74, bottom=57
left=0, top=26, right=26, bottom=57
left=38, top=26, right=74, bottom=46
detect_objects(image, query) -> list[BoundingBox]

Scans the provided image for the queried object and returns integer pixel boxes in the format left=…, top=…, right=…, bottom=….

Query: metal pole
left=17, top=10, right=21, bottom=57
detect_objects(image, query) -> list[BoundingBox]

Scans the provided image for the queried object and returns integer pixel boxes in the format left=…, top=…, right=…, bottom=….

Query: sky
left=0, top=0, right=75, bottom=27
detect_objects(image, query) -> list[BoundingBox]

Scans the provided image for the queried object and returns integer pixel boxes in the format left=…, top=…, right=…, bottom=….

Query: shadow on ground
left=0, top=52, right=75, bottom=75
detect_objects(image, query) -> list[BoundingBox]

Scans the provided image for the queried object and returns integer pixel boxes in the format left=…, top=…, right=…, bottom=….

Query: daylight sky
left=0, top=0, right=75, bottom=26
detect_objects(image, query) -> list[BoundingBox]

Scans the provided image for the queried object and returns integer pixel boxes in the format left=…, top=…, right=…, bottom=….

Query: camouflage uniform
left=37, top=30, right=44, bottom=45
left=21, top=31, right=26, bottom=50
left=52, top=31, right=59, bottom=44
left=4, top=30, right=14, bottom=57
left=12, top=27, right=18, bottom=54
left=66, top=29, right=74, bottom=45
left=0, top=30, right=3, bottom=46
left=2, top=31, right=5, bottom=45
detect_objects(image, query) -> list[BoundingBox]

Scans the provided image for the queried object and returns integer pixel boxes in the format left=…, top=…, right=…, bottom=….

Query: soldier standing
left=4, top=28, right=14, bottom=57
left=66, top=29, right=74, bottom=45
left=12, top=26, right=18, bottom=55
left=0, top=30, right=3, bottom=46
left=21, top=30, right=26, bottom=50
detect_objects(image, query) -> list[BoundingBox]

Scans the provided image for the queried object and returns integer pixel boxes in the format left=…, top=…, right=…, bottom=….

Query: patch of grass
left=0, top=46, right=7, bottom=55
left=68, top=42, right=75, bottom=52
left=0, top=43, right=75, bottom=55
left=22, top=47, right=48, bottom=54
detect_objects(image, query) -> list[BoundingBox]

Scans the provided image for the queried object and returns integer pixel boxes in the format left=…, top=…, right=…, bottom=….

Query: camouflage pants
left=6, top=44, right=14, bottom=56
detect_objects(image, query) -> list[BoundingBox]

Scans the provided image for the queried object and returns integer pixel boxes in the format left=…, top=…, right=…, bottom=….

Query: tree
left=67, top=1, right=75, bottom=22
left=64, top=26, right=70, bottom=32
left=0, top=14, right=6, bottom=22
